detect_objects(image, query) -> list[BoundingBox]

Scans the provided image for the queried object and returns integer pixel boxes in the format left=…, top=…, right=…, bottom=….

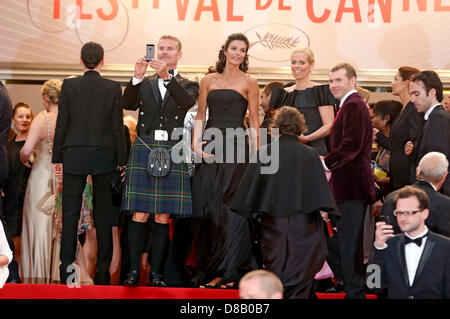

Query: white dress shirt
left=338, top=89, right=358, bottom=109
left=424, top=104, right=440, bottom=120
left=132, top=69, right=179, bottom=101
left=404, top=227, right=428, bottom=286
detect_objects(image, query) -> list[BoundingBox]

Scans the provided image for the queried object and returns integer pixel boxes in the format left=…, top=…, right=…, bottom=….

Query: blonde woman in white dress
left=19, top=79, right=62, bottom=283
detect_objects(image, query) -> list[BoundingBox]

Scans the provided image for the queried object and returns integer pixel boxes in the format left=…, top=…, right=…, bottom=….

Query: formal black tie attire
left=121, top=70, right=198, bottom=286
left=52, top=70, right=127, bottom=285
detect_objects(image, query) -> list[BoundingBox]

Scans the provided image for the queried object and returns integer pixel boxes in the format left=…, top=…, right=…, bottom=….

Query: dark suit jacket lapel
left=411, top=234, right=435, bottom=286
left=397, top=235, right=411, bottom=287
left=149, top=74, right=161, bottom=105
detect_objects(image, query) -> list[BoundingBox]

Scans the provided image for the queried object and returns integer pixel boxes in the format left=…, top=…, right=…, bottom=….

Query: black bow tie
left=404, top=234, right=427, bottom=247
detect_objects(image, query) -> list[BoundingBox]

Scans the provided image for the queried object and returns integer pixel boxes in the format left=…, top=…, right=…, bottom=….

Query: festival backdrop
left=1, top=0, right=450, bottom=70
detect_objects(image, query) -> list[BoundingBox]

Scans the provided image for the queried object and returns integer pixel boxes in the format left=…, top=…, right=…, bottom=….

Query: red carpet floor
left=0, top=284, right=377, bottom=299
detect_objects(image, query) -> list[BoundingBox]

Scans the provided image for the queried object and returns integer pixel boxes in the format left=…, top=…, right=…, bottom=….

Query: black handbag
left=147, top=147, right=171, bottom=177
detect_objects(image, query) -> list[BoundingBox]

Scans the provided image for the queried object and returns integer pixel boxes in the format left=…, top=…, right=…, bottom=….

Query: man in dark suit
left=370, top=186, right=450, bottom=299
left=323, top=63, right=376, bottom=298
left=52, top=42, right=127, bottom=285
left=121, top=35, right=199, bottom=287
left=0, top=82, right=12, bottom=182
left=406, top=71, right=450, bottom=196
left=381, top=151, right=450, bottom=237
left=0, top=82, right=17, bottom=283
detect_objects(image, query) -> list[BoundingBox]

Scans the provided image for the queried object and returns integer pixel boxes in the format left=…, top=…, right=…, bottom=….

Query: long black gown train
left=191, top=89, right=255, bottom=286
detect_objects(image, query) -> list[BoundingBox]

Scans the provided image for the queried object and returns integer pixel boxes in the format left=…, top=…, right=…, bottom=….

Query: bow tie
left=404, top=234, right=427, bottom=247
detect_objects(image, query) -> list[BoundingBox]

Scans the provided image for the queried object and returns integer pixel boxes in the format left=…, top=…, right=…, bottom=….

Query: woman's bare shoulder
left=244, top=73, right=258, bottom=86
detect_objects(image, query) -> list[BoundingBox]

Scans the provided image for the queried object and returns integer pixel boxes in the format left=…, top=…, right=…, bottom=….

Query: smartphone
left=146, top=44, right=155, bottom=62
left=378, top=214, right=390, bottom=225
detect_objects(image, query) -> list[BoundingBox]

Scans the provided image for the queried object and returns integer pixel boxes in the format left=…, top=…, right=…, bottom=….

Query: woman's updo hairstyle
left=41, top=79, right=62, bottom=105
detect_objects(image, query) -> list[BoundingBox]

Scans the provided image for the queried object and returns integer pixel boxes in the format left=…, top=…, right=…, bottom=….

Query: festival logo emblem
left=245, top=23, right=310, bottom=62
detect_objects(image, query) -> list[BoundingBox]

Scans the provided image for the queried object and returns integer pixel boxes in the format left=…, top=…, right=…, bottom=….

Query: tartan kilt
left=121, top=135, right=192, bottom=216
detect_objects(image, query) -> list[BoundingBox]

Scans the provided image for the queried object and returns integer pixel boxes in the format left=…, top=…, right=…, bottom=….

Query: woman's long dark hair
left=215, top=33, right=249, bottom=74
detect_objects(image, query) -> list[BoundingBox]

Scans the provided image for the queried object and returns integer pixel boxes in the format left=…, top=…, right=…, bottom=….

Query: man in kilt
left=121, top=35, right=199, bottom=287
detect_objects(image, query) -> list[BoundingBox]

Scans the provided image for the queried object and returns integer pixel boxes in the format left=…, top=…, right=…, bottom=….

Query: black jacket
left=52, top=70, right=127, bottom=166
left=0, top=82, right=12, bottom=180
left=375, top=102, right=424, bottom=189
left=414, top=105, right=450, bottom=195
left=122, top=73, right=199, bottom=138
left=369, top=231, right=450, bottom=299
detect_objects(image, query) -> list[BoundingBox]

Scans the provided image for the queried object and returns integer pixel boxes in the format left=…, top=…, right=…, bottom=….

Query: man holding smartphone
left=121, top=35, right=199, bottom=287
left=370, top=186, right=450, bottom=299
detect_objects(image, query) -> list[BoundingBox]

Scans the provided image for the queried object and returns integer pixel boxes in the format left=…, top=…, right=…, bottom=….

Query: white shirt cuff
left=132, top=76, right=144, bottom=86
left=374, top=242, right=388, bottom=250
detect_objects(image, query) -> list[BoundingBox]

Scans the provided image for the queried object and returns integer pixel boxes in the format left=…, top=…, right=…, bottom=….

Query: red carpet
left=0, top=284, right=377, bottom=299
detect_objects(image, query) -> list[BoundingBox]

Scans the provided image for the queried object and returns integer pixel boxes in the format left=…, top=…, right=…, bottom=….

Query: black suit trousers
left=59, top=171, right=113, bottom=285
left=327, top=200, right=366, bottom=298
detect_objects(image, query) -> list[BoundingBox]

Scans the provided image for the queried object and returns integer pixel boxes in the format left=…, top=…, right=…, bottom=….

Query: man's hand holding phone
left=134, top=56, right=148, bottom=80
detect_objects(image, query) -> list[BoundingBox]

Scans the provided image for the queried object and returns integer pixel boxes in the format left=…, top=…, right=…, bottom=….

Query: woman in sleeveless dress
left=19, top=79, right=62, bottom=283
left=3, top=102, right=33, bottom=281
left=269, top=47, right=336, bottom=156
left=191, top=33, right=259, bottom=288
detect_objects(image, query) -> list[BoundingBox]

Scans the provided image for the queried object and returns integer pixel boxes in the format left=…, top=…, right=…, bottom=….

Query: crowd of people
left=0, top=33, right=449, bottom=299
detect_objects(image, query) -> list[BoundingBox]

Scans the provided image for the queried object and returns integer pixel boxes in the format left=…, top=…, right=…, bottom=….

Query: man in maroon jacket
left=323, top=63, right=376, bottom=298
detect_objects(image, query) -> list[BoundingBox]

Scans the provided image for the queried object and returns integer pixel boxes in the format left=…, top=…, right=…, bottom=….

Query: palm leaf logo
left=250, top=32, right=302, bottom=50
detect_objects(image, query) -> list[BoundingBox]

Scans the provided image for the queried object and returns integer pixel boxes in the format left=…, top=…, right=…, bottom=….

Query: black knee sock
left=127, top=220, right=147, bottom=273
left=150, top=222, right=170, bottom=275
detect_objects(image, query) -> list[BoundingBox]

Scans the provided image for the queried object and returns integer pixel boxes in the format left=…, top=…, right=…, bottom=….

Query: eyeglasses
left=393, top=209, right=423, bottom=217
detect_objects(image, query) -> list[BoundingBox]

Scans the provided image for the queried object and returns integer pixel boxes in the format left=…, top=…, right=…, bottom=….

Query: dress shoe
left=123, top=270, right=140, bottom=287
left=326, top=281, right=345, bottom=293
left=147, top=272, right=167, bottom=287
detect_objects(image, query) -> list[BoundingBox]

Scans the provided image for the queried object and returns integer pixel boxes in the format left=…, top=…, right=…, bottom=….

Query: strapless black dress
left=191, top=89, right=255, bottom=286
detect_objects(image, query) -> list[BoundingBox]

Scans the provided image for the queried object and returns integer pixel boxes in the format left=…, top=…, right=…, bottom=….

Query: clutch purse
left=147, top=147, right=171, bottom=177
left=37, top=192, right=56, bottom=215
left=371, top=160, right=388, bottom=179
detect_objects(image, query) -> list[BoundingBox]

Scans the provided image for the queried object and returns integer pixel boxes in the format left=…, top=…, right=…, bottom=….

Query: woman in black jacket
left=375, top=66, right=424, bottom=190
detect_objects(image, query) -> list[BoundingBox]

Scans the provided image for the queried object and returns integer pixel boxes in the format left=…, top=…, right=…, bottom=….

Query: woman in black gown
left=375, top=66, right=424, bottom=190
left=231, top=106, right=339, bottom=298
left=191, top=33, right=259, bottom=288
left=3, top=102, right=33, bottom=281
left=270, top=47, right=336, bottom=155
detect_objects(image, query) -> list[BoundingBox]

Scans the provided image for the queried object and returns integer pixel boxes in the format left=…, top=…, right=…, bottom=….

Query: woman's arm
left=192, top=75, right=213, bottom=158
left=20, top=113, right=44, bottom=168
left=301, top=105, right=334, bottom=143
left=246, top=76, right=260, bottom=153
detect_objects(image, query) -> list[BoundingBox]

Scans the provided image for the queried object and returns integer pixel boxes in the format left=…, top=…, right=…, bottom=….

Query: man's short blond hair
left=159, top=35, right=182, bottom=51
left=239, top=270, right=283, bottom=297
